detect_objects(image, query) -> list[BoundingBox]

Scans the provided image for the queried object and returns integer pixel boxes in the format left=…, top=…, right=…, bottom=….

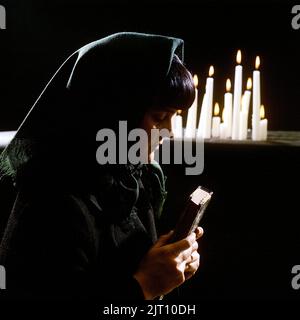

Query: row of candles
left=171, top=50, right=268, bottom=141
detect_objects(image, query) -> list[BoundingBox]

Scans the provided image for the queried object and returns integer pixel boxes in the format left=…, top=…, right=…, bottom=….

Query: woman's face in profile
left=139, top=108, right=177, bottom=159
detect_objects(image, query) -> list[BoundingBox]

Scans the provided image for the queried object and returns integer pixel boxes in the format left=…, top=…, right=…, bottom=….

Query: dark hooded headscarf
left=0, top=32, right=189, bottom=191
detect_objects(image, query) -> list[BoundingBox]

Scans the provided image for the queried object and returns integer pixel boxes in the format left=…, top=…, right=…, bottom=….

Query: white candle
left=173, top=110, right=183, bottom=139
left=224, top=79, right=233, bottom=138
left=171, top=113, right=177, bottom=133
left=185, top=75, right=198, bottom=139
left=259, top=105, right=268, bottom=140
left=238, top=77, right=252, bottom=140
left=203, top=66, right=214, bottom=139
left=211, top=103, right=220, bottom=138
left=232, top=50, right=243, bottom=140
left=197, top=93, right=207, bottom=138
left=220, top=123, right=227, bottom=139
left=238, top=109, right=248, bottom=141
left=252, top=56, right=261, bottom=141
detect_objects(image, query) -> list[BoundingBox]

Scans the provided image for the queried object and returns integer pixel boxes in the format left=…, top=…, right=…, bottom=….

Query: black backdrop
left=0, top=0, right=300, bottom=131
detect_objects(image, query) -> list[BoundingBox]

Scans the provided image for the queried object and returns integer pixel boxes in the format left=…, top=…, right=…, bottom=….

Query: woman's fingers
left=152, top=230, right=174, bottom=248
left=184, top=252, right=200, bottom=280
left=164, top=230, right=202, bottom=263
left=165, top=232, right=196, bottom=255
left=185, top=250, right=199, bottom=264
left=158, top=227, right=203, bottom=255
left=177, top=240, right=198, bottom=262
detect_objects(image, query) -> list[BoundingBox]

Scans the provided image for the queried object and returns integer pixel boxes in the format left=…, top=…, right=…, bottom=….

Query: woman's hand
left=133, top=227, right=204, bottom=300
left=183, top=227, right=202, bottom=281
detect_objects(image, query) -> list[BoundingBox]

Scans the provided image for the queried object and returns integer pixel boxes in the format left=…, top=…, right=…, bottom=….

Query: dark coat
left=0, top=162, right=167, bottom=301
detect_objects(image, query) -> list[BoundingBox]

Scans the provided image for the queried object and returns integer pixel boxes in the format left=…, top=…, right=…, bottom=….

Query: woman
left=0, top=32, right=203, bottom=301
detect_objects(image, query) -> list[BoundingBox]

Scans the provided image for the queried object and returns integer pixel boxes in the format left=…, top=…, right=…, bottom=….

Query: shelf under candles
left=204, top=131, right=300, bottom=147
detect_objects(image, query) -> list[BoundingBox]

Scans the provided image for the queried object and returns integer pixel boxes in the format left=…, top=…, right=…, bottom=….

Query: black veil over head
left=0, top=32, right=185, bottom=190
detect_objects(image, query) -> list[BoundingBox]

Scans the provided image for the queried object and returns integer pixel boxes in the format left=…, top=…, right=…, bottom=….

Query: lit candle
left=252, top=56, right=261, bottom=141
left=243, top=77, right=252, bottom=115
left=211, top=103, right=220, bottom=138
left=259, top=105, right=268, bottom=140
left=171, top=113, right=177, bottom=134
left=238, top=99, right=247, bottom=141
left=224, top=78, right=233, bottom=138
left=220, top=106, right=227, bottom=139
left=173, top=110, right=183, bottom=139
left=203, top=66, right=214, bottom=139
left=185, top=75, right=198, bottom=139
left=232, top=50, right=243, bottom=140
left=238, top=77, right=252, bottom=140
left=197, top=93, right=207, bottom=138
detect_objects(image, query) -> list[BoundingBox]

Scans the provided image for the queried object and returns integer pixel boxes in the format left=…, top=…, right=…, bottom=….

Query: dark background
left=0, top=0, right=300, bottom=131
left=0, top=0, right=300, bottom=306
left=160, top=141, right=300, bottom=301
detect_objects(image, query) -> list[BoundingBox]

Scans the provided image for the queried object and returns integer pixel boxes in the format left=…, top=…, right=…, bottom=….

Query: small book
left=168, top=186, right=213, bottom=243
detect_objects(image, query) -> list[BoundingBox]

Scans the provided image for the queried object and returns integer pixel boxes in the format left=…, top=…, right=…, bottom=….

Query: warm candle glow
left=226, top=79, right=231, bottom=92
left=193, top=74, right=198, bottom=88
left=222, top=107, right=226, bottom=122
left=255, top=56, right=260, bottom=70
left=214, top=103, right=220, bottom=116
left=177, top=109, right=182, bottom=115
left=260, top=105, right=265, bottom=119
left=236, top=50, right=242, bottom=64
left=247, top=77, right=252, bottom=90
left=209, top=66, right=214, bottom=77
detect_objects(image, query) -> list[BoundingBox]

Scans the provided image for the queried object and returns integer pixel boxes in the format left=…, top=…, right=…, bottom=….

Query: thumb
left=153, top=230, right=174, bottom=248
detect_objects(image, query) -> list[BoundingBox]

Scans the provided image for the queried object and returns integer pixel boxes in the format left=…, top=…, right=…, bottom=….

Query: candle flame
left=260, top=105, right=265, bottom=119
left=177, top=109, right=182, bottom=115
left=193, top=74, right=198, bottom=88
left=236, top=50, right=242, bottom=64
left=222, top=106, right=226, bottom=122
left=214, top=102, right=220, bottom=116
left=209, top=65, right=214, bottom=77
left=247, top=77, right=252, bottom=90
left=255, top=56, right=260, bottom=69
left=226, top=79, right=231, bottom=92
